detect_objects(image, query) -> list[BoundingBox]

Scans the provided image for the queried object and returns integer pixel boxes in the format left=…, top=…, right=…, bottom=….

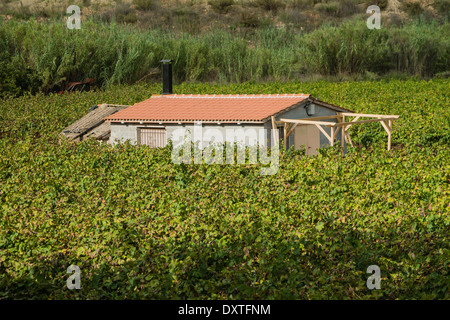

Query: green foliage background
left=0, top=80, right=449, bottom=299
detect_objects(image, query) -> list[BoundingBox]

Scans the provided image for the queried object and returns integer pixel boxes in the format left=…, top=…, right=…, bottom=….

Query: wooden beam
left=387, top=119, right=392, bottom=151
left=338, top=113, right=353, bottom=148
left=286, top=123, right=293, bottom=135
left=286, top=123, right=298, bottom=139
left=344, top=129, right=354, bottom=147
left=328, top=117, right=398, bottom=127
left=330, top=125, right=335, bottom=146
left=314, top=124, right=332, bottom=143
left=345, top=116, right=361, bottom=130
left=280, top=118, right=336, bottom=126
left=340, top=113, right=400, bottom=119
left=283, top=122, right=288, bottom=149
left=336, top=113, right=343, bottom=125
left=291, top=115, right=339, bottom=121
left=378, top=117, right=390, bottom=134
left=271, top=116, right=279, bottom=143
left=334, top=126, right=340, bottom=136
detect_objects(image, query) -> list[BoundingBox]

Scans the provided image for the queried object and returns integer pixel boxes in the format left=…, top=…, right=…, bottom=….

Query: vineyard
left=0, top=79, right=449, bottom=299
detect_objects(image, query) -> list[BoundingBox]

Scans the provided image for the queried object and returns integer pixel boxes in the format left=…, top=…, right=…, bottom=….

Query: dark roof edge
left=261, top=96, right=311, bottom=123
left=311, top=99, right=355, bottom=113
left=261, top=96, right=354, bottom=123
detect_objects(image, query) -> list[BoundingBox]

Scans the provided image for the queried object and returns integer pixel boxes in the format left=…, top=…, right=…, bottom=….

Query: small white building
left=102, top=61, right=399, bottom=154
left=63, top=61, right=398, bottom=154
left=104, top=93, right=355, bottom=156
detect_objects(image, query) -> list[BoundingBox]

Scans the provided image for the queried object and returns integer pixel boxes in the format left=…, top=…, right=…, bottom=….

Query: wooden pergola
left=271, top=112, right=400, bottom=153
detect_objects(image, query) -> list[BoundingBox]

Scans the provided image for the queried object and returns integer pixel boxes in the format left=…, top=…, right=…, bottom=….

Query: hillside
left=1, top=0, right=449, bottom=32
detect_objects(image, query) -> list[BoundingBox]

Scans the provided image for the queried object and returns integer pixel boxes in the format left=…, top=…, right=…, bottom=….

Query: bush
left=372, top=0, right=388, bottom=10
left=315, top=1, right=340, bottom=16
left=239, top=10, right=263, bottom=27
left=339, top=0, right=361, bottom=16
left=314, top=0, right=361, bottom=17
left=280, top=8, right=314, bottom=30
left=403, top=1, right=424, bottom=16
left=434, top=0, right=450, bottom=19
left=133, top=0, right=155, bottom=11
left=208, top=0, right=234, bottom=13
left=252, top=0, right=285, bottom=13
left=289, top=0, right=315, bottom=10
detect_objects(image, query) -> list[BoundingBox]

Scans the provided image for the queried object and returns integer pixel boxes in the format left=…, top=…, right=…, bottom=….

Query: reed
left=0, top=17, right=448, bottom=97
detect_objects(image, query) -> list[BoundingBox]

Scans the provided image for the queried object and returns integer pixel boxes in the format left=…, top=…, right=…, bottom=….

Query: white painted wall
left=109, top=123, right=269, bottom=147
left=109, top=102, right=345, bottom=151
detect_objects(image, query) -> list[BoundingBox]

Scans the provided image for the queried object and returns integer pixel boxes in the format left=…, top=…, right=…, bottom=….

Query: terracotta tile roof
left=104, top=94, right=313, bottom=123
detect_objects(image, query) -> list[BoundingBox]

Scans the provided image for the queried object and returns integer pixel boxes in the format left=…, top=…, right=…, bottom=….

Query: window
left=138, top=128, right=167, bottom=148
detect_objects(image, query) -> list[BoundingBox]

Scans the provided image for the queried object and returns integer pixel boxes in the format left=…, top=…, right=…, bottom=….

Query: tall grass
left=299, top=19, right=450, bottom=76
left=0, top=17, right=448, bottom=97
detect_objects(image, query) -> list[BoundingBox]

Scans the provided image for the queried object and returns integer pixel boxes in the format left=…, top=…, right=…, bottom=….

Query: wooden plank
left=387, top=119, right=392, bottom=151
left=329, top=117, right=398, bottom=127
left=379, top=118, right=390, bottom=134
left=334, top=127, right=340, bottom=136
left=379, top=118, right=392, bottom=135
left=284, top=122, right=294, bottom=149
left=345, top=129, right=354, bottom=147
left=340, top=113, right=400, bottom=118
left=271, top=116, right=277, bottom=130
left=280, top=118, right=336, bottom=126
left=330, top=125, right=335, bottom=146
left=291, top=115, right=339, bottom=121
left=314, top=124, right=332, bottom=143
left=286, top=123, right=298, bottom=139
left=286, top=123, right=293, bottom=135
left=345, top=116, right=361, bottom=130
left=271, top=116, right=279, bottom=143
left=338, top=114, right=353, bottom=148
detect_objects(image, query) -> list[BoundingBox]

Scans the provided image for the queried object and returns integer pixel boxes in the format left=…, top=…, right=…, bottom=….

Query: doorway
left=294, top=125, right=320, bottom=156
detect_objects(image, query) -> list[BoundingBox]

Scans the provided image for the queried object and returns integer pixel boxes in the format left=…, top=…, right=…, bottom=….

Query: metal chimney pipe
left=160, top=59, right=173, bottom=95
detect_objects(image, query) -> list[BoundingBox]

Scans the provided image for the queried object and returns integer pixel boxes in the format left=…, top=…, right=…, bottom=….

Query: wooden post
left=271, top=116, right=278, bottom=145
left=330, top=126, right=335, bottom=146
left=345, top=128, right=354, bottom=147
left=283, top=122, right=287, bottom=150
left=337, top=113, right=345, bottom=155
left=286, top=123, right=298, bottom=139
left=314, top=124, right=332, bottom=144
left=342, top=114, right=354, bottom=147
left=387, top=119, right=392, bottom=151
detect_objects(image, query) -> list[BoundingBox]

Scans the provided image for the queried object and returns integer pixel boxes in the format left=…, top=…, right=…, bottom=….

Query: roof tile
left=105, top=94, right=312, bottom=122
